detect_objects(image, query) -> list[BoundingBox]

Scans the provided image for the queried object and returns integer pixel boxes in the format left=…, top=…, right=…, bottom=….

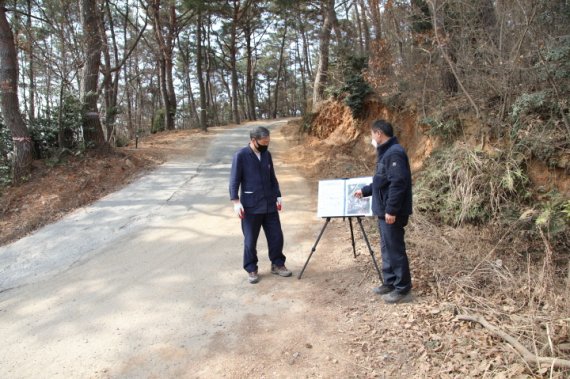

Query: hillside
left=279, top=96, right=570, bottom=377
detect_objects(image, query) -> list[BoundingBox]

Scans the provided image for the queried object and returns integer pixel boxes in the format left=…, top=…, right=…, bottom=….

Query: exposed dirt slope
left=280, top=96, right=570, bottom=378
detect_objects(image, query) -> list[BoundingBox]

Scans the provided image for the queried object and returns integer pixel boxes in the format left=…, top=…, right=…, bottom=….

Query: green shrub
left=324, top=55, right=374, bottom=119
left=152, top=109, right=166, bottom=134
left=414, top=145, right=530, bottom=225
left=29, top=94, right=83, bottom=158
left=509, top=91, right=569, bottom=168
left=58, top=95, right=83, bottom=149
left=421, top=116, right=461, bottom=141
left=510, top=91, right=552, bottom=122
left=29, top=117, right=58, bottom=159
left=540, top=35, right=570, bottom=84
left=340, top=55, right=373, bottom=119
left=535, top=192, right=570, bottom=236
left=343, top=74, right=373, bottom=119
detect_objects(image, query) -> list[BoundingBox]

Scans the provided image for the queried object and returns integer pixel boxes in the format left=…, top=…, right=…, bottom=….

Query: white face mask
left=371, top=138, right=378, bottom=148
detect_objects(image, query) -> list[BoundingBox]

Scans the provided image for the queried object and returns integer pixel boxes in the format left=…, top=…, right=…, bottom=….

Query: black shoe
left=372, top=284, right=395, bottom=295
left=382, top=291, right=412, bottom=304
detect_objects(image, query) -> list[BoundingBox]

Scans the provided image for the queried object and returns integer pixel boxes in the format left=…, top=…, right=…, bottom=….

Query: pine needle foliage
left=328, top=55, right=374, bottom=119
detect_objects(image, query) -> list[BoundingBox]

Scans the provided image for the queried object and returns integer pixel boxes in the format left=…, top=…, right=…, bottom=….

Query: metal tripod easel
left=297, top=216, right=382, bottom=280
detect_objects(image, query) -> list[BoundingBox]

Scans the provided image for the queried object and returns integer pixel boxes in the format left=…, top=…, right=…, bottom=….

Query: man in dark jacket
left=355, top=120, right=413, bottom=303
left=229, top=126, right=292, bottom=284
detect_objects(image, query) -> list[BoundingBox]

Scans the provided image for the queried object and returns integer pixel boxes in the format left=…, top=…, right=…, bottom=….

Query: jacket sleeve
left=361, top=183, right=373, bottom=197
left=385, top=153, right=408, bottom=215
left=268, top=153, right=282, bottom=197
left=229, top=152, right=242, bottom=200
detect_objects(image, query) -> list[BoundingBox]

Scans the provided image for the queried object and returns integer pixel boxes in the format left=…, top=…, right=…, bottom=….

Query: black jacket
left=229, top=145, right=281, bottom=214
left=361, top=137, right=413, bottom=218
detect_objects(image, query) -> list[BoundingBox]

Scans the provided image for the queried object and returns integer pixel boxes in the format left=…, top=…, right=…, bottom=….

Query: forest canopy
left=0, top=0, right=568, bottom=186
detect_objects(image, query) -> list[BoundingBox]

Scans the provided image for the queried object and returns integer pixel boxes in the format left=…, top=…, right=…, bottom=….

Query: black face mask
left=255, top=140, right=268, bottom=153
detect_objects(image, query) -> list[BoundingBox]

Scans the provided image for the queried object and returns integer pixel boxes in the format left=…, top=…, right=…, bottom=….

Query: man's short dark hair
left=250, top=126, right=270, bottom=139
left=371, top=120, right=394, bottom=138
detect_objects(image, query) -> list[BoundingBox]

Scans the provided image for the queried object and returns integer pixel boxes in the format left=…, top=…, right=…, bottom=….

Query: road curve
left=0, top=120, right=345, bottom=378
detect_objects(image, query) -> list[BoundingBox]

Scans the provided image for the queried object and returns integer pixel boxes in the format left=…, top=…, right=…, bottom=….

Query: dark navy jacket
left=229, top=145, right=281, bottom=214
left=361, top=137, right=413, bottom=218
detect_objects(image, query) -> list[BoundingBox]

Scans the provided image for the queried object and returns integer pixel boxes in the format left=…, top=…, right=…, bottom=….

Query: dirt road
left=0, top=120, right=363, bottom=378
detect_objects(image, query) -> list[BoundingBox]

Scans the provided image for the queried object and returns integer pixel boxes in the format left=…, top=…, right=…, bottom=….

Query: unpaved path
left=0, top=120, right=364, bottom=378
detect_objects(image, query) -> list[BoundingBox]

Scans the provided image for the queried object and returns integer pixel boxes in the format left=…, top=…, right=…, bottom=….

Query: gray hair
left=250, top=126, right=270, bottom=140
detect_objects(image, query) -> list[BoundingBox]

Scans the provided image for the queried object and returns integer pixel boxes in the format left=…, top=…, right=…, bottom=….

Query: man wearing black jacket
left=355, top=120, right=413, bottom=304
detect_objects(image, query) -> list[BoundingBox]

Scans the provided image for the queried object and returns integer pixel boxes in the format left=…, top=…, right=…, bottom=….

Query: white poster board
left=317, top=177, right=373, bottom=218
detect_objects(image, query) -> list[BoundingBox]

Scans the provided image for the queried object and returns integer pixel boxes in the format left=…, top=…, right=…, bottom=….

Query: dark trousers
left=378, top=216, right=412, bottom=293
left=241, top=211, right=285, bottom=273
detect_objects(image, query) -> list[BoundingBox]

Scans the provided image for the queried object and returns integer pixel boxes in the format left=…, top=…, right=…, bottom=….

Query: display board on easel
left=317, top=177, right=373, bottom=218
left=298, top=176, right=382, bottom=280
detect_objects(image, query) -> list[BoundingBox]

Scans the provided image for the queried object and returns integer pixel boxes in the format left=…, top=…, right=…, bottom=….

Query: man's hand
left=276, top=197, right=283, bottom=211
left=233, top=201, right=245, bottom=219
left=354, top=189, right=363, bottom=199
left=385, top=213, right=396, bottom=224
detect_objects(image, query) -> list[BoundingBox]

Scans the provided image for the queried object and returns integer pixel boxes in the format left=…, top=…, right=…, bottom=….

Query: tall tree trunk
left=312, top=0, right=335, bottom=110
left=150, top=0, right=176, bottom=131
left=386, top=0, right=403, bottom=61
left=238, top=76, right=247, bottom=121
left=478, top=0, right=498, bottom=47
left=80, top=0, right=106, bottom=148
left=164, top=53, right=176, bottom=129
left=353, top=0, right=364, bottom=52
left=177, top=35, right=199, bottom=126
left=295, top=30, right=307, bottom=114
left=273, top=24, right=288, bottom=119
left=220, top=70, right=232, bottom=121
left=430, top=0, right=478, bottom=116
left=157, top=56, right=169, bottom=130
left=369, top=0, right=382, bottom=40
left=164, top=2, right=176, bottom=129
left=101, top=0, right=115, bottom=141
left=358, top=0, right=370, bottom=51
left=205, top=24, right=219, bottom=126
left=440, top=50, right=458, bottom=94
left=56, top=19, right=73, bottom=149
left=196, top=11, right=207, bottom=131
left=244, top=18, right=256, bottom=121
left=229, top=0, right=240, bottom=125
left=0, top=1, right=33, bottom=182
left=440, top=2, right=458, bottom=95
left=124, top=61, right=134, bottom=138
left=298, top=17, right=313, bottom=84
left=26, top=0, right=34, bottom=122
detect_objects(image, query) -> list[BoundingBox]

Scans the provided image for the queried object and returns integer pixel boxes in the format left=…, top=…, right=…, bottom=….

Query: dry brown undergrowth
left=281, top=113, right=570, bottom=378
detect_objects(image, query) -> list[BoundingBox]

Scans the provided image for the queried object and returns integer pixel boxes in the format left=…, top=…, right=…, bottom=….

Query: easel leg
left=298, top=217, right=331, bottom=279
left=356, top=217, right=383, bottom=281
left=348, top=217, right=357, bottom=258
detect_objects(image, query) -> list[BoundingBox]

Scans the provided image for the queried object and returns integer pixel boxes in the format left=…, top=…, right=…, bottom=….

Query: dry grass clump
left=414, top=144, right=530, bottom=226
